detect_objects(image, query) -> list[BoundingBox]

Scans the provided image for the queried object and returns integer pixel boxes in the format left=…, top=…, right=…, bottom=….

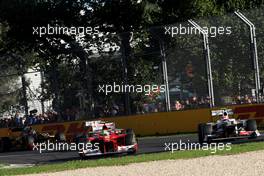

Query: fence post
left=188, top=20, right=215, bottom=108
left=159, top=40, right=171, bottom=112
left=234, top=11, right=261, bottom=103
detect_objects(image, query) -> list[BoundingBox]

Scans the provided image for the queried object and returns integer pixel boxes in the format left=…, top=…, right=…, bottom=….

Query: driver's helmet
left=102, top=124, right=108, bottom=130
left=222, top=110, right=229, bottom=120
left=101, top=124, right=110, bottom=136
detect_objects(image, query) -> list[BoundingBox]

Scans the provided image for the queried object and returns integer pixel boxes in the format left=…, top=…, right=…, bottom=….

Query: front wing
left=207, top=130, right=261, bottom=142
left=79, top=143, right=138, bottom=157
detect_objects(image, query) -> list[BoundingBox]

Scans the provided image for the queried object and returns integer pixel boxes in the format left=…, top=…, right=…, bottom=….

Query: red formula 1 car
left=77, top=120, right=138, bottom=158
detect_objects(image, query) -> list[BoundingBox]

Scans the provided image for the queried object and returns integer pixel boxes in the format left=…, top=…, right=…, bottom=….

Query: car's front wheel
left=0, top=138, right=10, bottom=152
left=125, top=129, right=137, bottom=154
left=27, top=135, right=35, bottom=150
left=198, top=123, right=212, bottom=143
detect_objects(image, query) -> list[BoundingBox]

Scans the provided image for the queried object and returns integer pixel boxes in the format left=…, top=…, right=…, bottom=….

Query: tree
left=1, top=0, right=264, bottom=116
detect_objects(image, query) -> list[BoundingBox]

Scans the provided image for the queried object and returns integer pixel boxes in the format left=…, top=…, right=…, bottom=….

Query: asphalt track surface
left=0, top=133, right=263, bottom=165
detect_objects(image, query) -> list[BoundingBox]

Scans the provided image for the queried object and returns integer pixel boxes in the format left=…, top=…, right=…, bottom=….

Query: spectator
left=190, top=96, right=199, bottom=109
left=174, top=101, right=183, bottom=110
left=235, top=95, right=242, bottom=104
left=14, top=112, right=21, bottom=127
left=184, top=99, right=191, bottom=109
left=244, top=95, right=252, bottom=104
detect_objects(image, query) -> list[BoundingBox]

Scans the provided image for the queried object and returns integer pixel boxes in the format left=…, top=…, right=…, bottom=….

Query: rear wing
left=211, top=109, right=233, bottom=117
left=85, top=120, right=115, bottom=132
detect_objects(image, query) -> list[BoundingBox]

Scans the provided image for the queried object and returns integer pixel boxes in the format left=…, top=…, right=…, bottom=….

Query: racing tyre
left=79, top=153, right=86, bottom=160
left=198, top=123, right=212, bottom=144
left=75, top=134, right=88, bottom=145
left=246, top=120, right=257, bottom=131
left=198, top=124, right=205, bottom=143
left=0, top=139, right=4, bottom=152
left=56, top=133, right=66, bottom=142
left=27, top=136, right=35, bottom=150
left=125, top=129, right=137, bottom=154
left=125, top=129, right=137, bottom=145
left=204, top=124, right=213, bottom=135
left=0, top=138, right=10, bottom=152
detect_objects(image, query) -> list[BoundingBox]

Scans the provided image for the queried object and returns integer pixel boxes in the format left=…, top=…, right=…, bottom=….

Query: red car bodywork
left=78, top=122, right=138, bottom=157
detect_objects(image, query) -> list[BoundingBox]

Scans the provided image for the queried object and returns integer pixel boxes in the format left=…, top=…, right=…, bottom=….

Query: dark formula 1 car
left=77, top=120, right=138, bottom=158
left=198, top=109, right=260, bottom=143
left=0, top=126, right=66, bottom=152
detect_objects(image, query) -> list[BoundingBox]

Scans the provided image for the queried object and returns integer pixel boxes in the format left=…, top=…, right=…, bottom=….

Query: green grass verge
left=1, top=141, right=264, bottom=175
left=0, top=164, right=6, bottom=169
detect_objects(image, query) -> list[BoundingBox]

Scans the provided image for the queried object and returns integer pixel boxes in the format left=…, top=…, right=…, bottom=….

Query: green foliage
left=0, top=0, right=264, bottom=112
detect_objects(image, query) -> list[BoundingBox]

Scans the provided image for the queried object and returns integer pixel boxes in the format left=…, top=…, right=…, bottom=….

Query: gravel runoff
left=25, top=150, right=264, bottom=176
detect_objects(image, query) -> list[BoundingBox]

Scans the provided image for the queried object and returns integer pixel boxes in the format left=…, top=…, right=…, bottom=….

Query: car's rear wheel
left=246, top=120, right=257, bottom=131
left=246, top=119, right=258, bottom=139
left=75, top=134, right=88, bottom=145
